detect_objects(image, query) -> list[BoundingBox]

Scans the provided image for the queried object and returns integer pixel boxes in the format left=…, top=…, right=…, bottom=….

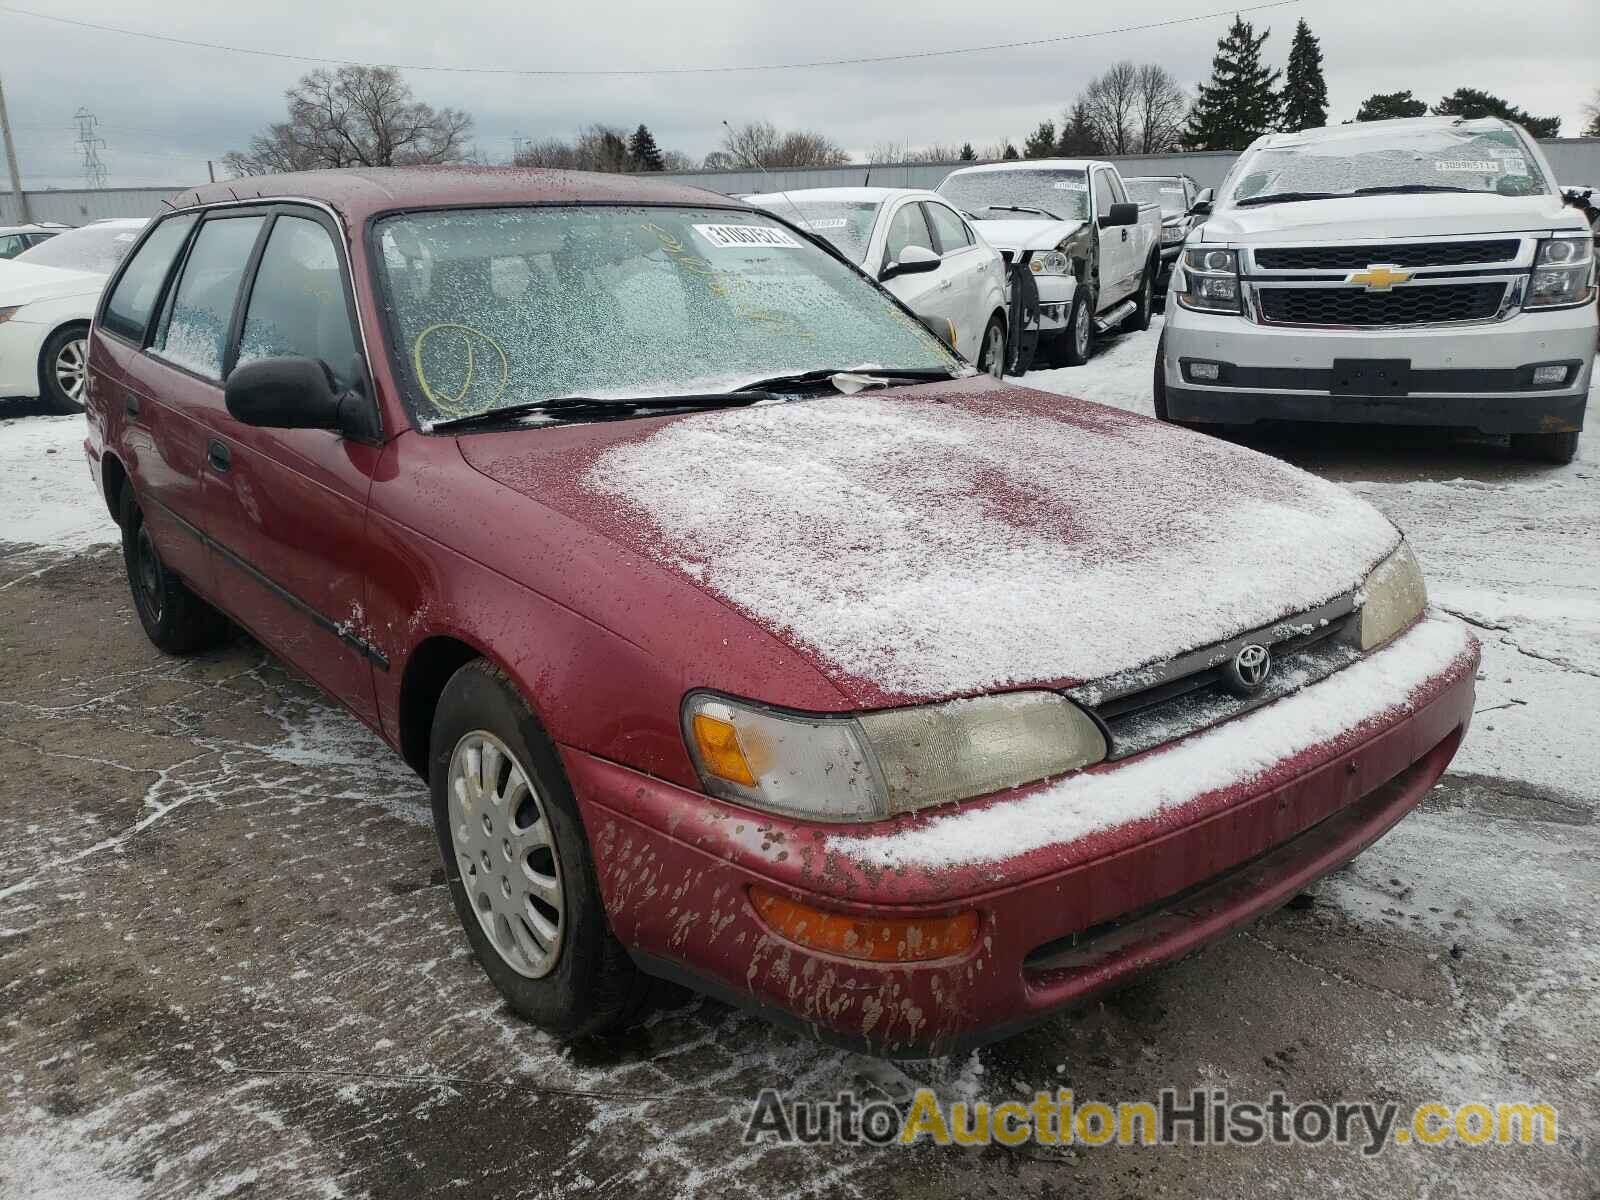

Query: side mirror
left=881, top=243, right=941, bottom=280
left=1188, top=188, right=1214, bottom=217
left=1099, top=202, right=1139, bottom=228
left=226, top=357, right=347, bottom=433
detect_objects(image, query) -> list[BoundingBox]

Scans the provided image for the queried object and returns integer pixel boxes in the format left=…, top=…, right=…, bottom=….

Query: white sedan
left=745, top=187, right=1010, bottom=374
left=0, top=218, right=147, bottom=412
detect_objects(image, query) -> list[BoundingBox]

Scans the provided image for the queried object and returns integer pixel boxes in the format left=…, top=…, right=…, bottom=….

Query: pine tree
left=627, top=123, right=664, bottom=171
left=1181, top=15, right=1282, bottom=150
left=1001, top=142, right=1020, bottom=160
left=958, top=142, right=976, bottom=161
left=1354, top=90, right=1427, bottom=122
left=1057, top=99, right=1104, bottom=155
left=1431, top=88, right=1561, bottom=138
left=1281, top=19, right=1328, bottom=131
left=1023, top=120, right=1058, bottom=158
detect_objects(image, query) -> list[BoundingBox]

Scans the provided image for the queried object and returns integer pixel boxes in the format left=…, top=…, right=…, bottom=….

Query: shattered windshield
left=1225, top=125, right=1549, bottom=204
left=747, top=198, right=879, bottom=262
left=374, top=206, right=958, bottom=426
left=1124, top=179, right=1189, bottom=216
left=937, top=170, right=1091, bottom=223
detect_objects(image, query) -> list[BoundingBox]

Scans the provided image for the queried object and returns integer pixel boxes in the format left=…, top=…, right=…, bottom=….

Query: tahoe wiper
left=733, top=366, right=957, bottom=393
left=1236, top=184, right=1480, bottom=208
left=427, top=391, right=771, bottom=433
left=982, top=204, right=1063, bottom=220
left=1234, top=191, right=1343, bottom=207
left=1350, top=184, right=1475, bottom=196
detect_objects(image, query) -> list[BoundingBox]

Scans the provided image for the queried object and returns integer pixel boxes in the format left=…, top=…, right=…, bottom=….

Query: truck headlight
left=1161, top=223, right=1187, bottom=245
left=682, top=690, right=1107, bottom=822
left=1176, top=247, right=1243, bottom=314
left=1029, top=250, right=1071, bottom=275
left=1525, top=235, right=1595, bottom=309
left=1358, top=542, right=1427, bottom=651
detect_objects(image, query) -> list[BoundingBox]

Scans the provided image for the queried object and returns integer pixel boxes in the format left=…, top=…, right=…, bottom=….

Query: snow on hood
left=0, top=260, right=106, bottom=307
left=1202, top=191, right=1585, bottom=243
left=967, top=218, right=1083, bottom=254
left=577, top=380, right=1399, bottom=702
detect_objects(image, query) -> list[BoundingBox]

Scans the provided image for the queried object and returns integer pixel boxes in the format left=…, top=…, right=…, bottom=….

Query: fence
left=6, top=141, right=1599, bottom=226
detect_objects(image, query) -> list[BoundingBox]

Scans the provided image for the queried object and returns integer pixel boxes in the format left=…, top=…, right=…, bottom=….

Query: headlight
left=0, top=305, right=22, bottom=325
left=682, top=690, right=1107, bottom=822
left=1161, top=223, right=1186, bottom=245
left=1176, top=247, right=1243, bottom=314
left=1028, top=250, right=1071, bottom=275
left=1357, top=542, right=1427, bottom=651
left=1525, top=235, right=1595, bottom=309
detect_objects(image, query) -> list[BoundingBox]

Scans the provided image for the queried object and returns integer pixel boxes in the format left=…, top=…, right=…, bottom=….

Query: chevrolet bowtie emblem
left=1346, top=264, right=1413, bottom=291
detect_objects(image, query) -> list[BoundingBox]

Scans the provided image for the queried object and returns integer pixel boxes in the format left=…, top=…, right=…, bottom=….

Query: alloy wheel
left=984, top=323, right=1005, bottom=377
left=448, top=730, right=564, bottom=978
left=55, top=337, right=87, bottom=403
left=1074, top=301, right=1090, bottom=358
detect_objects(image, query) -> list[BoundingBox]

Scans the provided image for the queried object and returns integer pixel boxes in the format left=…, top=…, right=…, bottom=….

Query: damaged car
left=83, top=167, right=1478, bottom=1056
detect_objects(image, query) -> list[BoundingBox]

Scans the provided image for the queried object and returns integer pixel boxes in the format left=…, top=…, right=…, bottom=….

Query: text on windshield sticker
left=693, top=224, right=803, bottom=249
left=1435, top=160, right=1500, bottom=173
left=1051, top=181, right=1088, bottom=192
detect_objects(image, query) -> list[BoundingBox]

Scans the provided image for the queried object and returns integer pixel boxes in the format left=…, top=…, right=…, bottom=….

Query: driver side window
left=1092, top=171, right=1117, bottom=218
left=883, top=203, right=935, bottom=268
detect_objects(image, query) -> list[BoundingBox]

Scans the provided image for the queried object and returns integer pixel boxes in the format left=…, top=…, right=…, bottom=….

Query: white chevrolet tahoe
left=938, top=159, right=1163, bottom=367
left=1157, top=117, right=1597, bottom=463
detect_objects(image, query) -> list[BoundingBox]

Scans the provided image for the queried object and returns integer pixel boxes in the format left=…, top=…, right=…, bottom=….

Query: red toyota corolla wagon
left=83, top=167, right=1477, bottom=1056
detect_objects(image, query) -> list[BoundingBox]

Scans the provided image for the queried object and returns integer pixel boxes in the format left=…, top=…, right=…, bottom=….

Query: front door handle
left=124, top=394, right=139, bottom=417
left=1121, top=229, right=1129, bottom=242
left=207, top=439, right=231, bottom=473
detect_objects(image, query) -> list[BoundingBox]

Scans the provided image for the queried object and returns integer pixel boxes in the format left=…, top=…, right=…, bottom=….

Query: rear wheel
left=1123, top=258, right=1156, bottom=333
left=1062, top=290, right=1093, bottom=366
left=430, top=659, right=652, bottom=1038
left=119, top=484, right=232, bottom=654
left=976, top=315, right=1006, bottom=377
left=39, top=324, right=89, bottom=414
left=1510, top=430, right=1579, bottom=464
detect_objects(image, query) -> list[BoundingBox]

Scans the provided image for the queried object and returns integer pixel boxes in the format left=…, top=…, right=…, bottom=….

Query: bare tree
left=1583, top=87, right=1600, bottom=138
left=659, top=149, right=696, bottom=172
left=1132, top=64, right=1188, bottom=153
left=869, top=140, right=963, bottom=164
left=510, top=125, right=649, bottom=173
left=720, top=120, right=850, bottom=168
left=224, top=66, right=472, bottom=176
left=1081, top=61, right=1141, bottom=155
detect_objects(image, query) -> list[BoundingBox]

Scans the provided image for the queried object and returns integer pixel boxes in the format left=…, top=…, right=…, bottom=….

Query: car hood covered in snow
left=967, top=217, right=1085, bottom=256
left=0, top=260, right=106, bottom=307
left=1201, top=191, right=1587, bottom=243
left=461, top=378, right=1400, bottom=706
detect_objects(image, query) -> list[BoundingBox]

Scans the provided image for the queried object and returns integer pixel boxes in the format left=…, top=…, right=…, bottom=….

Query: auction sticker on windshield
left=1052, top=181, right=1089, bottom=191
left=803, top=218, right=849, bottom=230
left=1435, top=160, right=1500, bottom=172
left=693, top=224, right=803, bottom=249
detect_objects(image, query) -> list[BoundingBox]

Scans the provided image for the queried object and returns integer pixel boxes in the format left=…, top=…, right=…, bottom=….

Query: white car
left=0, top=218, right=148, bottom=412
left=0, top=223, right=69, bottom=261
left=745, top=187, right=1010, bottom=374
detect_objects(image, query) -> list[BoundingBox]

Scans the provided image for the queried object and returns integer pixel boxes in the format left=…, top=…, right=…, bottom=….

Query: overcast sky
left=3, top=0, right=1596, bottom=189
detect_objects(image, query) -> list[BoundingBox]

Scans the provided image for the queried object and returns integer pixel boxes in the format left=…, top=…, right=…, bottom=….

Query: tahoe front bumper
left=1162, top=299, right=1595, bottom=433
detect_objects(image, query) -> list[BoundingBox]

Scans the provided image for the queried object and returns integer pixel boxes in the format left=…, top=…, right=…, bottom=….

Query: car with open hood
left=82, top=167, right=1478, bottom=1056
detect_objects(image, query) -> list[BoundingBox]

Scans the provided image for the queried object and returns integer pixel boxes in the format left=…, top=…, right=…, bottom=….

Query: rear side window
left=153, top=216, right=264, bottom=380
left=924, top=203, right=972, bottom=254
left=884, top=203, right=935, bottom=265
left=237, top=215, right=359, bottom=390
left=101, top=215, right=197, bottom=342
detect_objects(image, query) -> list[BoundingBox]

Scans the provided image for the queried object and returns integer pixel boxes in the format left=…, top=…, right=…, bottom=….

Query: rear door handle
left=207, top=439, right=230, bottom=473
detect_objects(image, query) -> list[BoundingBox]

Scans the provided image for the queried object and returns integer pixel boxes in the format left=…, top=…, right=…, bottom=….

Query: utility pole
left=207, top=159, right=216, bottom=183
left=0, top=68, right=29, bottom=224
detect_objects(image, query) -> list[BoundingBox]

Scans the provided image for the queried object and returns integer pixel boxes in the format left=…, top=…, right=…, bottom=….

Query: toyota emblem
left=1225, top=643, right=1272, bottom=694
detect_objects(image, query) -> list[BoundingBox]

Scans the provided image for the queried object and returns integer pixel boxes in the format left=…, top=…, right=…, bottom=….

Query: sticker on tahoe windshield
left=693, top=224, right=803, bottom=249
left=1052, top=181, right=1089, bottom=191
left=1435, top=160, right=1500, bottom=172
left=803, top=218, right=849, bottom=230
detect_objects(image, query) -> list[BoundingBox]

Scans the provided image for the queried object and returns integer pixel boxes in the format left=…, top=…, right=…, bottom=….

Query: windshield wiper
left=982, top=204, right=1063, bottom=220
left=732, top=366, right=957, bottom=393
left=1237, top=184, right=1481, bottom=208
left=1234, top=191, right=1344, bottom=207
left=427, top=391, right=771, bottom=433
left=1350, top=184, right=1475, bottom=196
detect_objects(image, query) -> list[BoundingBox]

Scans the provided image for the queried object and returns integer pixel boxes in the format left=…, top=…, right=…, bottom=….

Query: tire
left=1510, top=430, right=1580, bottom=464
left=1062, top=289, right=1093, bottom=366
left=119, top=484, right=233, bottom=654
left=1123, top=258, right=1157, bottom=333
left=39, top=323, right=90, bottom=414
left=429, top=659, right=651, bottom=1038
left=1152, top=333, right=1171, bottom=421
left=976, top=314, right=1006, bottom=378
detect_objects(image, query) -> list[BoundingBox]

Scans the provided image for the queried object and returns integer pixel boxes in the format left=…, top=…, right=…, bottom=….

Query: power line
left=0, top=0, right=1305, bottom=77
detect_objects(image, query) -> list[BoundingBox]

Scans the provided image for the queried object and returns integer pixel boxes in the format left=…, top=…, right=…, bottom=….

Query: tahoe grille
left=1258, top=282, right=1506, bottom=327
left=1253, top=240, right=1520, bottom=270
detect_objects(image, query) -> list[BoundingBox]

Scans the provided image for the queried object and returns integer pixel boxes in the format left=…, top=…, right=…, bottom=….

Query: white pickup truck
left=937, top=159, right=1163, bottom=366
left=1158, top=116, right=1597, bottom=463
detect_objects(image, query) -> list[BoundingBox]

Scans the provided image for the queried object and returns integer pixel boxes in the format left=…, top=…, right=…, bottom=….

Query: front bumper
left=568, top=617, right=1478, bottom=1056
left=0, top=317, right=48, bottom=399
left=1162, top=300, right=1596, bottom=433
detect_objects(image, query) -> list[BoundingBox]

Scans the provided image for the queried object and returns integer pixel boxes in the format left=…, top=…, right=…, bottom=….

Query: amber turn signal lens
left=750, top=886, right=979, bottom=963
left=690, top=713, right=757, bottom=786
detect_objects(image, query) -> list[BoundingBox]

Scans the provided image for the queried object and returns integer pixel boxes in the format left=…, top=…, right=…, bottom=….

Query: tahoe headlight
left=682, top=690, right=1107, bottom=822
left=1525, top=235, right=1595, bottom=309
left=1357, top=542, right=1428, bottom=651
left=1176, top=247, right=1243, bottom=313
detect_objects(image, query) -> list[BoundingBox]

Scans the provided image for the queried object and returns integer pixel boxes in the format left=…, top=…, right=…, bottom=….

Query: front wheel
left=1062, top=290, right=1093, bottom=366
left=40, top=324, right=90, bottom=414
left=430, top=659, right=651, bottom=1038
left=976, top=315, right=1006, bottom=377
left=1510, top=430, right=1579, bottom=464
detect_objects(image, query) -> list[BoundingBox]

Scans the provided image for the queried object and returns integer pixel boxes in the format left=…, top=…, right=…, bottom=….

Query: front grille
left=1254, top=240, right=1520, bottom=270
left=1068, top=607, right=1360, bottom=759
left=1258, top=282, right=1505, bottom=327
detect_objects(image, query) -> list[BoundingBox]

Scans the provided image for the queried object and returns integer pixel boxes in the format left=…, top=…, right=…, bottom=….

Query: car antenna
left=724, top=119, right=809, bottom=232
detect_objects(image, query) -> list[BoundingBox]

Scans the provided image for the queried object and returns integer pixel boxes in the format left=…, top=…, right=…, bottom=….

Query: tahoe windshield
left=1226, top=125, right=1549, bottom=206
left=375, top=206, right=958, bottom=427
left=1124, top=179, right=1189, bottom=216
left=938, top=169, right=1090, bottom=223
left=16, top=221, right=147, bottom=275
left=748, top=199, right=879, bottom=262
